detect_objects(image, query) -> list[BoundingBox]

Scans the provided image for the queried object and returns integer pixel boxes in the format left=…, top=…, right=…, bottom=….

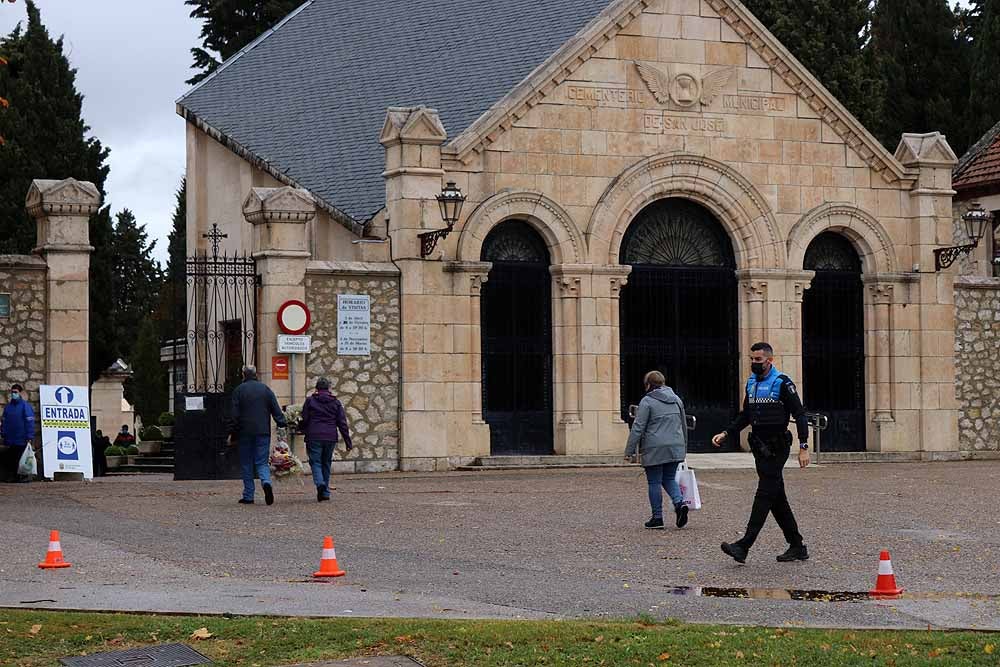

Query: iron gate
left=619, top=199, right=740, bottom=453
left=480, top=221, right=554, bottom=455
left=802, top=232, right=866, bottom=452
left=168, top=225, right=260, bottom=480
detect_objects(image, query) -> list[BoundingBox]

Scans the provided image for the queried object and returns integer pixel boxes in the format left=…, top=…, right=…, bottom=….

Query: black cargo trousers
left=738, top=431, right=803, bottom=550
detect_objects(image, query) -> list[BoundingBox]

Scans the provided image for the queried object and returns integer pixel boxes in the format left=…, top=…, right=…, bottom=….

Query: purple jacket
left=300, top=390, right=352, bottom=448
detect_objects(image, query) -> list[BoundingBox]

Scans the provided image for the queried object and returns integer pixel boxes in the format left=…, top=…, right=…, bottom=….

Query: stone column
left=26, top=178, right=100, bottom=387
left=588, top=265, right=631, bottom=454
left=787, top=272, right=815, bottom=388
left=242, top=186, right=315, bottom=420
left=868, top=282, right=895, bottom=424
left=551, top=265, right=587, bottom=454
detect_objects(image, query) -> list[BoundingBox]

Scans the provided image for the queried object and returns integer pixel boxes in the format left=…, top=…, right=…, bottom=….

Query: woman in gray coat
left=624, top=370, right=690, bottom=530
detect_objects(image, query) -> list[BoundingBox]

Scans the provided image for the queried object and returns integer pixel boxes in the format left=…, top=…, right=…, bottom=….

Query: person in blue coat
left=1, top=383, right=36, bottom=482
left=229, top=366, right=287, bottom=505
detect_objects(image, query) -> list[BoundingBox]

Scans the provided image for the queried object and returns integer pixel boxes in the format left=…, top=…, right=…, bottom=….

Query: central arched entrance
left=802, top=231, right=866, bottom=451
left=480, top=220, right=554, bottom=455
left=619, top=198, right=739, bottom=452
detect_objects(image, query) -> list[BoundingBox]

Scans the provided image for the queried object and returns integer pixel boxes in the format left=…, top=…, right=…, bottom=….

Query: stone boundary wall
left=955, top=276, right=1000, bottom=452
left=0, top=255, right=47, bottom=433
left=305, top=261, right=401, bottom=472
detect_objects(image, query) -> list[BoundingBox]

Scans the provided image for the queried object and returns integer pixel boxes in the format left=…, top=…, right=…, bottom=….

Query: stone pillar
left=26, top=178, right=100, bottom=387
left=551, top=265, right=585, bottom=454
left=587, top=266, right=631, bottom=455
left=738, top=271, right=769, bottom=346
left=869, top=282, right=895, bottom=422
left=895, top=133, right=960, bottom=456
left=242, top=186, right=315, bottom=417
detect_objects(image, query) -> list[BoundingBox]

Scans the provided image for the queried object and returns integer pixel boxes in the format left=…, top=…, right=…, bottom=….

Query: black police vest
left=745, top=368, right=789, bottom=429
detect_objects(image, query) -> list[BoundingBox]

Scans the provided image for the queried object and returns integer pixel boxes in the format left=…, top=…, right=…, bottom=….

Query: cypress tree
left=161, top=179, right=187, bottom=344
left=741, top=0, right=883, bottom=133
left=869, top=0, right=970, bottom=152
left=966, top=0, right=1000, bottom=144
left=111, top=209, right=163, bottom=365
left=125, top=318, right=168, bottom=425
left=186, top=0, right=302, bottom=85
left=0, top=1, right=116, bottom=384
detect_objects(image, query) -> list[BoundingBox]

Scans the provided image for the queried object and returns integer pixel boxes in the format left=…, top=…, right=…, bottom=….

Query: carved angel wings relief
left=634, top=61, right=734, bottom=109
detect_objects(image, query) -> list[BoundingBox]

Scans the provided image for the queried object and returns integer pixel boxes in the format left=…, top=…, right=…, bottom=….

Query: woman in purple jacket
left=300, top=377, right=353, bottom=502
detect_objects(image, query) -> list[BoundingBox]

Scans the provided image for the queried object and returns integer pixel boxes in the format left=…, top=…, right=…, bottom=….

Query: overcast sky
left=0, top=1, right=974, bottom=264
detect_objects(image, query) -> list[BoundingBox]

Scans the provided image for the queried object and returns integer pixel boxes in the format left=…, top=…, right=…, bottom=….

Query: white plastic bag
left=675, top=461, right=702, bottom=510
left=17, top=446, right=37, bottom=479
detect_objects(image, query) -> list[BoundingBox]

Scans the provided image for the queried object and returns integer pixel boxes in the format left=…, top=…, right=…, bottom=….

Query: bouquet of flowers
left=284, top=403, right=304, bottom=434
left=269, top=428, right=306, bottom=480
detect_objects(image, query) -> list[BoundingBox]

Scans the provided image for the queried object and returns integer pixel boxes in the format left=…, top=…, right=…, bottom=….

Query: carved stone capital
left=25, top=178, right=101, bottom=218
left=557, top=275, right=581, bottom=297
left=868, top=283, right=894, bottom=305
left=242, top=186, right=317, bottom=225
left=742, top=280, right=768, bottom=302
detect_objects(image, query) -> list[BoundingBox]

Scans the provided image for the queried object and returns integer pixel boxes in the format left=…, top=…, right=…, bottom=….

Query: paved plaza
left=1, top=462, right=999, bottom=631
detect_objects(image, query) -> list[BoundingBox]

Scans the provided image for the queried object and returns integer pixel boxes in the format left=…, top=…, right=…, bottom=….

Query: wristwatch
left=799, top=442, right=810, bottom=450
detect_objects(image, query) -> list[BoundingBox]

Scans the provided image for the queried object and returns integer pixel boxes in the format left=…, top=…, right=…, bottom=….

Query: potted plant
left=138, top=426, right=163, bottom=455
left=125, top=443, right=140, bottom=464
left=104, top=445, right=126, bottom=469
left=157, top=412, right=175, bottom=439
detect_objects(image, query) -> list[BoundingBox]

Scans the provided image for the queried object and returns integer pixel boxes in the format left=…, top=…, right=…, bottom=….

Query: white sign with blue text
left=40, top=385, right=93, bottom=479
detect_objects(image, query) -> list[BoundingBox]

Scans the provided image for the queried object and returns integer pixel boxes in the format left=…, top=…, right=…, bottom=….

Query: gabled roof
left=177, top=0, right=613, bottom=228
left=953, top=120, right=1000, bottom=196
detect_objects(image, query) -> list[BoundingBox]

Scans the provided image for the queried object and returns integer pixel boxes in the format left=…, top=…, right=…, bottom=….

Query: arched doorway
left=619, top=198, right=739, bottom=452
left=802, top=232, right=866, bottom=451
left=480, top=220, right=554, bottom=455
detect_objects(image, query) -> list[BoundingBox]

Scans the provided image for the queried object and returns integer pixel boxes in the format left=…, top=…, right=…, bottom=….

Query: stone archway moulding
left=787, top=202, right=898, bottom=274
left=586, top=152, right=785, bottom=269
left=456, top=190, right=586, bottom=265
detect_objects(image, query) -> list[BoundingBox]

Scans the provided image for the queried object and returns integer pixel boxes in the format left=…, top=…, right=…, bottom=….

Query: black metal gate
left=480, top=221, right=554, bottom=455
left=168, top=224, right=261, bottom=479
left=802, top=232, right=866, bottom=452
left=619, top=199, right=740, bottom=453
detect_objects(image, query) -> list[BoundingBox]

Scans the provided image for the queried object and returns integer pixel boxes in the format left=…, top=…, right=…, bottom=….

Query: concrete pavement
left=1, top=462, right=999, bottom=630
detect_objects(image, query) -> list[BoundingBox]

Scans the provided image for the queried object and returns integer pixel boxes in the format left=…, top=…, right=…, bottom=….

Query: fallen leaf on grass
left=985, top=644, right=995, bottom=655
left=29, top=625, right=41, bottom=635
left=190, top=627, right=213, bottom=640
left=594, top=635, right=604, bottom=643
left=657, top=652, right=670, bottom=661
left=735, top=651, right=744, bottom=659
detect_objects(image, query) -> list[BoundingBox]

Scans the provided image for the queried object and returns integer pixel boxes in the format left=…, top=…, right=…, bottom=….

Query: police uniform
left=724, top=365, right=809, bottom=554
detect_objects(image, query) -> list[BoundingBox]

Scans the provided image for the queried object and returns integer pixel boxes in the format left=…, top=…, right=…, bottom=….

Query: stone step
left=469, top=455, right=627, bottom=467
left=113, top=464, right=175, bottom=474
left=131, top=456, right=175, bottom=465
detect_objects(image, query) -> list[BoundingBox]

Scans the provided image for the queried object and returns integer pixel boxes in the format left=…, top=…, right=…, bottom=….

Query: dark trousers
left=0, top=444, right=27, bottom=482
left=738, top=435, right=803, bottom=549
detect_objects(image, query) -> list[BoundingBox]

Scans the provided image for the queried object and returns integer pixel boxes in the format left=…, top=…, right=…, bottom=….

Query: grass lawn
left=1, top=609, right=997, bottom=666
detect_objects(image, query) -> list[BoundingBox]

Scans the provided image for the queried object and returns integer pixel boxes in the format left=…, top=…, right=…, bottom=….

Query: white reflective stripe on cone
left=48, top=542, right=60, bottom=551
left=878, top=560, right=894, bottom=575
left=322, top=549, right=337, bottom=560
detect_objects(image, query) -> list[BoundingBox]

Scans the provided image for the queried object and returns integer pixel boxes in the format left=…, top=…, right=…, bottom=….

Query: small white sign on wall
left=337, top=294, right=371, bottom=356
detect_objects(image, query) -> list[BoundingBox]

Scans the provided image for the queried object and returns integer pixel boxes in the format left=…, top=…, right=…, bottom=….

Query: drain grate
left=59, top=643, right=212, bottom=667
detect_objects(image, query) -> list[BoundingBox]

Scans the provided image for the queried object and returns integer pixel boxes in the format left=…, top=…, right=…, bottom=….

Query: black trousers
left=0, top=444, right=27, bottom=482
left=738, top=434, right=803, bottom=549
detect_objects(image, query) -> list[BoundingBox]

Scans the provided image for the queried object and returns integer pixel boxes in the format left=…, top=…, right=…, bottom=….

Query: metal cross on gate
left=202, top=223, right=228, bottom=257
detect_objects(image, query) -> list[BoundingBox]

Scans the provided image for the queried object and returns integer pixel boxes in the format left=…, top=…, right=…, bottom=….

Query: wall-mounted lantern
left=934, top=203, right=995, bottom=271
left=418, top=182, right=466, bottom=258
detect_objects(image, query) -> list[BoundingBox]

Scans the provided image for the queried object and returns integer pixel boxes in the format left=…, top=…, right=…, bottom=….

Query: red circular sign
left=277, top=300, right=311, bottom=334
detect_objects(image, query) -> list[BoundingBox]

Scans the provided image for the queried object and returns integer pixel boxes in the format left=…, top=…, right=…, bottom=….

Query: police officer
left=712, top=342, right=810, bottom=564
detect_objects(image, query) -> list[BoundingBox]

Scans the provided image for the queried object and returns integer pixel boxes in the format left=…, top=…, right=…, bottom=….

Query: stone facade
left=305, top=263, right=401, bottom=472
left=955, top=279, right=1000, bottom=452
left=185, top=0, right=972, bottom=469
left=0, top=256, right=47, bottom=419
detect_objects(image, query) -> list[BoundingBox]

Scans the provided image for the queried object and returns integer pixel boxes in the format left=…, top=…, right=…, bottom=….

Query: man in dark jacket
left=300, top=377, right=352, bottom=502
left=231, top=366, right=287, bottom=505
left=1, top=383, right=36, bottom=482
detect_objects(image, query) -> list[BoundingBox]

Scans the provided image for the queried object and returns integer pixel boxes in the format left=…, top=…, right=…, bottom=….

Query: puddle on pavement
left=665, top=586, right=1000, bottom=603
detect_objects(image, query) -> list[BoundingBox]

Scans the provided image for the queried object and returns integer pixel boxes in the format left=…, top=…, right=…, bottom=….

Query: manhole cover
left=59, top=642, right=212, bottom=667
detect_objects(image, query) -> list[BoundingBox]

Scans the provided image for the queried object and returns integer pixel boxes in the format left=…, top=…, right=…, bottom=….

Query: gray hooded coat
left=624, top=386, right=688, bottom=467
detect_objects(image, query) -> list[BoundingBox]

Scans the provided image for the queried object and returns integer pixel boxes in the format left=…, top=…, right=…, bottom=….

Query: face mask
left=10, top=392, right=20, bottom=401
left=751, top=362, right=766, bottom=376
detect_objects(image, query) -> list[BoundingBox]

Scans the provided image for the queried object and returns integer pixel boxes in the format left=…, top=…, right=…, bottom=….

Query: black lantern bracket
left=933, top=204, right=994, bottom=271
left=418, top=181, right=467, bottom=258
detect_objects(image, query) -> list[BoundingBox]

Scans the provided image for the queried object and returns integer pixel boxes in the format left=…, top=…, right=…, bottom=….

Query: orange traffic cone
left=38, top=530, right=71, bottom=569
left=313, top=536, right=345, bottom=578
left=870, top=550, right=902, bottom=597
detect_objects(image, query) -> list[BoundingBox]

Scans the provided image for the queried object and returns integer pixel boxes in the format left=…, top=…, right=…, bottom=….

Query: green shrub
left=140, top=425, right=164, bottom=441
left=125, top=445, right=140, bottom=455
left=104, top=446, right=127, bottom=456
left=158, top=412, right=175, bottom=426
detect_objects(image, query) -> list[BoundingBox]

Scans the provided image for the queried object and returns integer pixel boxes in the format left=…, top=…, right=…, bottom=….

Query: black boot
left=263, top=483, right=274, bottom=506
left=675, top=504, right=689, bottom=528
left=776, top=544, right=809, bottom=562
left=721, top=542, right=748, bottom=564
left=644, top=516, right=665, bottom=529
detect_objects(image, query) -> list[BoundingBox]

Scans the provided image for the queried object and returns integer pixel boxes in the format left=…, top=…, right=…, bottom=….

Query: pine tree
left=125, top=318, right=167, bottom=425
left=869, top=0, right=970, bottom=152
left=164, top=179, right=187, bottom=339
left=742, top=0, right=883, bottom=133
left=966, top=0, right=1000, bottom=145
left=111, top=209, right=163, bottom=364
left=186, top=0, right=302, bottom=85
left=0, top=1, right=116, bottom=384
